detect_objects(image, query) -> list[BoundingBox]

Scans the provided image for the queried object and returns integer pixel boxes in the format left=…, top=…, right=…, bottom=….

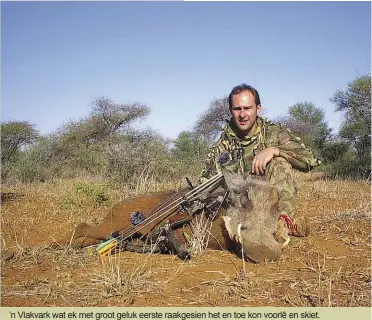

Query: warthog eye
left=240, top=193, right=253, bottom=210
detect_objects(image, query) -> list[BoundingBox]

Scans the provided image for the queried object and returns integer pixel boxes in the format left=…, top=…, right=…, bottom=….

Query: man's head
left=228, top=84, right=262, bottom=137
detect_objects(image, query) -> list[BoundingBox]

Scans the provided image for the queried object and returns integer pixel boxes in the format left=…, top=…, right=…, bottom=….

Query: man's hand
left=252, top=147, right=279, bottom=175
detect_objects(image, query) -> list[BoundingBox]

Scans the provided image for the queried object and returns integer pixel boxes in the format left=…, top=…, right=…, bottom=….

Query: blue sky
left=2, top=1, right=371, bottom=140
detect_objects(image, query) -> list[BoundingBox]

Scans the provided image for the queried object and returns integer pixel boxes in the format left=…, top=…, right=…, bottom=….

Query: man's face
left=230, top=90, right=262, bottom=136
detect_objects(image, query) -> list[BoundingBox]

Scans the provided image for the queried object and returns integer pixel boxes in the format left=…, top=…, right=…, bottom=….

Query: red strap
left=279, top=214, right=293, bottom=225
left=279, top=214, right=297, bottom=233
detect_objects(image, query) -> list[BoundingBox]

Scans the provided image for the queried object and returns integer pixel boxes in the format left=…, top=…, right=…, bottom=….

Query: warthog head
left=222, top=171, right=289, bottom=263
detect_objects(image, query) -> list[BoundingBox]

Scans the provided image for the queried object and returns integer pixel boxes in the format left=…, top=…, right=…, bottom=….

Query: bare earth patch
left=1, top=173, right=371, bottom=307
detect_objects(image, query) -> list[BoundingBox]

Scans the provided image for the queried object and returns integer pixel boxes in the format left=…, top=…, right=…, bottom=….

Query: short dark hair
left=228, top=84, right=261, bottom=110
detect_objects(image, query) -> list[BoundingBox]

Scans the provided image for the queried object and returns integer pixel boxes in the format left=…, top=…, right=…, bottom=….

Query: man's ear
left=257, top=104, right=262, bottom=115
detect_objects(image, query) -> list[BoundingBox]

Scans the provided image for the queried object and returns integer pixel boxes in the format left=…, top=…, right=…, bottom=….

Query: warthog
left=222, top=170, right=289, bottom=263
left=52, top=189, right=229, bottom=250
left=53, top=173, right=287, bottom=263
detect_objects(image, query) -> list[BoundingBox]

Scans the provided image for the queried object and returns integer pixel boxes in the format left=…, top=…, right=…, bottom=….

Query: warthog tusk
left=282, top=236, right=290, bottom=248
left=236, top=223, right=242, bottom=244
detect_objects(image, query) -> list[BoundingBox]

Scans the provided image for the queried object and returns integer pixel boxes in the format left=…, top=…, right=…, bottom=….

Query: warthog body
left=222, top=171, right=287, bottom=263
left=53, top=190, right=231, bottom=251
left=54, top=174, right=286, bottom=263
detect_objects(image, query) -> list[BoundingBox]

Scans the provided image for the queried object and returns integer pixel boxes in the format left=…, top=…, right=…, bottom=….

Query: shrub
left=59, top=182, right=109, bottom=210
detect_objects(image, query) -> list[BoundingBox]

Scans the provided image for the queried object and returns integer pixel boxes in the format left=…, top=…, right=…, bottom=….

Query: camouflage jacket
left=199, top=117, right=321, bottom=182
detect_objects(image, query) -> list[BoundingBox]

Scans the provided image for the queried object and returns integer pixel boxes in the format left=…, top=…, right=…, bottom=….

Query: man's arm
left=199, top=145, right=222, bottom=184
left=269, top=125, right=321, bottom=172
left=252, top=124, right=321, bottom=175
left=251, top=146, right=279, bottom=175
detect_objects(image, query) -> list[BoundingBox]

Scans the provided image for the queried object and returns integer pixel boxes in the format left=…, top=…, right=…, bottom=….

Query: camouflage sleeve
left=267, top=125, right=321, bottom=172
left=199, top=146, right=222, bottom=184
left=198, top=139, right=228, bottom=184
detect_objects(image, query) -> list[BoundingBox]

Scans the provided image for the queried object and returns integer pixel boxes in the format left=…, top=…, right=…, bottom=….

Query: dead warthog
left=222, top=171, right=289, bottom=263
left=52, top=173, right=287, bottom=263
left=51, top=189, right=229, bottom=251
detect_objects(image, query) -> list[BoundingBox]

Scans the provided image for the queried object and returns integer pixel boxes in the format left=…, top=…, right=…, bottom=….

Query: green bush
left=1, top=152, right=50, bottom=184
left=74, top=182, right=109, bottom=204
left=321, top=150, right=369, bottom=180
left=59, top=182, right=109, bottom=210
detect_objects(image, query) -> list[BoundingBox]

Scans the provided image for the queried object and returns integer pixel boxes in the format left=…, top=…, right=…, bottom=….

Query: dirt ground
left=1, top=173, right=371, bottom=307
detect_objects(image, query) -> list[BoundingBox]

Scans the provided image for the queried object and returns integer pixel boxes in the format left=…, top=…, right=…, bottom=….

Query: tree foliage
left=194, top=96, right=230, bottom=141
left=276, top=101, right=332, bottom=153
left=105, top=128, right=173, bottom=184
left=3, top=75, right=370, bottom=184
left=1, top=121, right=39, bottom=164
left=171, top=131, right=209, bottom=160
left=330, top=75, right=371, bottom=161
left=329, top=74, right=371, bottom=178
left=90, top=97, right=150, bottom=140
left=1, top=98, right=154, bottom=183
left=320, top=140, right=350, bottom=164
left=58, top=97, right=150, bottom=147
left=49, top=98, right=151, bottom=167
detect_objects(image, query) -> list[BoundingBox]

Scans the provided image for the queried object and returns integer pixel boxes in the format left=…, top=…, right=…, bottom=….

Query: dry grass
left=88, top=255, right=161, bottom=298
left=188, top=214, right=215, bottom=255
left=1, top=172, right=371, bottom=307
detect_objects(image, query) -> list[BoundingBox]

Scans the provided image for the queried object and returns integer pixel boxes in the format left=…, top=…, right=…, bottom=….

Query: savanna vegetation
left=2, top=74, right=370, bottom=188
left=1, top=74, right=371, bottom=307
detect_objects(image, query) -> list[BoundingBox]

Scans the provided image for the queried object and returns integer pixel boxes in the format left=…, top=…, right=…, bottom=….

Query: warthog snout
left=222, top=171, right=288, bottom=263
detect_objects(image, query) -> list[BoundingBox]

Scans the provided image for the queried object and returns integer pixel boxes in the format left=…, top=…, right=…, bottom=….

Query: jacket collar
left=224, top=117, right=264, bottom=141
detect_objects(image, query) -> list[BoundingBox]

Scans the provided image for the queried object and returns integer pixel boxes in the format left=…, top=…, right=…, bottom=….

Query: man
left=200, top=83, right=321, bottom=241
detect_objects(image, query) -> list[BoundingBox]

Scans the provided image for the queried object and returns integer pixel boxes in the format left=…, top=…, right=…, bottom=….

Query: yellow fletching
left=97, top=239, right=118, bottom=256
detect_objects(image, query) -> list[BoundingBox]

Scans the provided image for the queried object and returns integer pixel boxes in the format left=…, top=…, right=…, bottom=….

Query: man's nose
left=239, top=108, right=247, bottom=118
